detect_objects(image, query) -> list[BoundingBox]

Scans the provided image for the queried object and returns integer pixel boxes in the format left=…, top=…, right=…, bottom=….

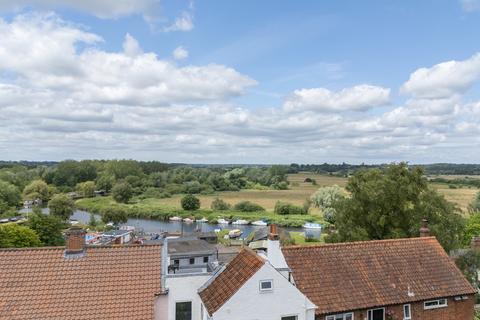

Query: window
left=259, top=279, right=273, bottom=292
left=424, top=298, right=447, bottom=310
left=325, top=313, right=353, bottom=320
left=175, top=301, right=192, bottom=320
left=281, top=316, right=298, bottom=320
left=203, top=256, right=209, bottom=263
left=403, top=304, right=411, bottom=320
left=173, top=259, right=179, bottom=265
left=367, top=308, right=384, bottom=320
left=189, top=258, right=195, bottom=265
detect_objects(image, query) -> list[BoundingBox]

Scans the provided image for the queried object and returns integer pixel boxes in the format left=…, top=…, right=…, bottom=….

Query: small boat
left=69, top=219, right=79, bottom=225
left=303, top=222, right=322, bottom=229
left=232, top=219, right=249, bottom=225
left=228, top=229, right=243, bottom=238
left=214, top=228, right=221, bottom=233
left=183, top=218, right=194, bottom=223
left=197, top=217, right=208, bottom=223
left=252, top=220, right=267, bottom=226
left=169, top=216, right=182, bottom=221
left=217, top=218, right=229, bottom=224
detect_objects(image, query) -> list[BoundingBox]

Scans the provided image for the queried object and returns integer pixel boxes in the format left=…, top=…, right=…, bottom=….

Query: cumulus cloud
left=0, top=0, right=160, bottom=19
left=401, top=53, right=480, bottom=99
left=283, top=85, right=390, bottom=112
left=173, top=46, right=189, bottom=60
left=164, top=11, right=194, bottom=32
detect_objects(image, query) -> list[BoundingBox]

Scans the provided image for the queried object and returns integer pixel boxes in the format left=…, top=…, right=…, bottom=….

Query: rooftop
left=168, top=238, right=216, bottom=256
left=0, top=244, right=162, bottom=320
left=282, top=237, right=477, bottom=315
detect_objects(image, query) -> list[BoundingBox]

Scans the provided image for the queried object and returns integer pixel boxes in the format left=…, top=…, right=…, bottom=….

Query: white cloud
left=173, top=46, right=189, bottom=60
left=401, top=53, right=480, bottom=99
left=283, top=85, right=390, bottom=112
left=123, top=33, right=143, bottom=57
left=164, top=11, right=194, bottom=32
left=0, top=0, right=160, bottom=19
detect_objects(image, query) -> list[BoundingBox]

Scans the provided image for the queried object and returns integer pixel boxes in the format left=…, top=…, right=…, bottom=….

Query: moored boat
left=228, top=229, right=243, bottom=238
left=169, top=216, right=182, bottom=221
left=303, top=222, right=322, bottom=229
left=232, top=219, right=249, bottom=225
left=252, top=220, right=267, bottom=226
left=217, top=218, right=229, bottom=224
left=183, top=217, right=194, bottom=223
left=198, top=217, right=208, bottom=223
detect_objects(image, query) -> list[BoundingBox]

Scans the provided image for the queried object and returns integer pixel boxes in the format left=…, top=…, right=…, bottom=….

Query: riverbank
left=76, top=196, right=324, bottom=228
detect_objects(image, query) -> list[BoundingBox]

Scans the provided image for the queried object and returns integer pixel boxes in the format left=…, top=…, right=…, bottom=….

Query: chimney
left=471, top=236, right=480, bottom=250
left=419, top=219, right=430, bottom=237
left=268, top=224, right=279, bottom=241
left=65, top=227, right=86, bottom=256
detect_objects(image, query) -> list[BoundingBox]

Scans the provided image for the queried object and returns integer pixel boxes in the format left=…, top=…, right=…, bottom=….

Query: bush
left=142, top=187, right=171, bottom=199
left=181, top=194, right=200, bottom=211
left=101, top=207, right=128, bottom=225
left=0, top=224, right=41, bottom=248
left=272, top=181, right=288, bottom=190
left=48, top=194, right=75, bottom=220
left=274, top=201, right=305, bottom=215
left=233, top=201, right=265, bottom=212
left=112, top=182, right=133, bottom=203
left=211, top=198, right=231, bottom=211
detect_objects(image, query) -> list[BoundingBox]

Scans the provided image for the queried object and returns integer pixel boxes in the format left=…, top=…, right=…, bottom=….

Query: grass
left=289, top=231, right=326, bottom=246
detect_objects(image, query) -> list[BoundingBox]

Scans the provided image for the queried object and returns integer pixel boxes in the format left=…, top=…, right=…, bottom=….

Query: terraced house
left=0, top=225, right=476, bottom=320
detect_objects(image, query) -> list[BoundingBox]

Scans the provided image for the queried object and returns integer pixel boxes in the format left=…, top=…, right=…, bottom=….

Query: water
left=20, top=208, right=321, bottom=239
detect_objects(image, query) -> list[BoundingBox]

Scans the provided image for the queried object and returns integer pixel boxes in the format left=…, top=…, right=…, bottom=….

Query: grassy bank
left=76, top=196, right=324, bottom=228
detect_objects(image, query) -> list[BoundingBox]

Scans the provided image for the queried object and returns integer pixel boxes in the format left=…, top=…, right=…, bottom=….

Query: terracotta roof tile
left=199, top=248, right=264, bottom=315
left=0, top=244, right=162, bottom=320
left=282, top=237, right=477, bottom=315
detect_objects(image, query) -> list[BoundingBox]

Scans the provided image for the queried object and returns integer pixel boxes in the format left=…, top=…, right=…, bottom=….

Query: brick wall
left=319, top=295, right=475, bottom=320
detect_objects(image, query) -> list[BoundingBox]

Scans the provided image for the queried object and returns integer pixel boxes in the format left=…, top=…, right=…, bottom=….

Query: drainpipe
left=161, top=235, right=168, bottom=292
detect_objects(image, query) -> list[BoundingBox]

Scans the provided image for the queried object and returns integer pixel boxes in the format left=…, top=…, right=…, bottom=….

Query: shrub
left=181, top=194, right=200, bottom=211
left=101, top=207, right=128, bottom=225
left=274, top=201, right=305, bottom=215
left=211, top=198, right=231, bottom=211
left=112, top=182, right=133, bottom=203
left=233, top=201, right=265, bottom=212
left=272, top=181, right=288, bottom=190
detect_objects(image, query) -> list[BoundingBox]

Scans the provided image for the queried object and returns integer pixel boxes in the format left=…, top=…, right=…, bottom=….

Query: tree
left=112, top=182, right=133, bottom=203
left=48, top=194, right=75, bottom=220
left=464, top=214, right=480, bottom=246
left=211, top=198, right=231, bottom=211
left=181, top=194, right=200, bottom=211
left=101, top=207, right=128, bottom=225
left=0, top=224, right=41, bottom=248
left=233, top=201, right=265, bottom=212
left=274, top=201, right=305, bottom=215
left=328, top=163, right=465, bottom=251
left=76, top=181, right=96, bottom=198
left=96, top=174, right=115, bottom=192
left=23, top=179, right=50, bottom=202
left=0, top=180, right=21, bottom=212
left=28, top=209, right=66, bottom=246
left=310, top=185, right=345, bottom=224
left=88, top=213, right=98, bottom=228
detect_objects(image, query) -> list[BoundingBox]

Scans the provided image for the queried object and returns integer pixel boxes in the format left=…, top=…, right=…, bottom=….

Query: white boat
left=303, top=222, right=322, bottom=229
left=183, top=218, right=194, bottom=223
left=69, top=219, right=79, bottom=226
left=214, top=228, right=221, bottom=233
left=252, top=220, right=267, bottom=226
left=232, top=219, right=249, bottom=225
left=217, top=218, right=229, bottom=224
left=197, top=217, right=209, bottom=223
left=169, top=216, right=182, bottom=221
left=228, top=229, right=243, bottom=238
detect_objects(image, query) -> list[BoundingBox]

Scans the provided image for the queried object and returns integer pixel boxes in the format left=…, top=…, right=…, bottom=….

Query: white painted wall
left=208, top=263, right=316, bottom=320
left=165, top=274, right=212, bottom=320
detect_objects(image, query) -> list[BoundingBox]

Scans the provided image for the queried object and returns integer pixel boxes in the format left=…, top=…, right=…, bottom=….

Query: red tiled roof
left=199, top=247, right=265, bottom=315
left=0, top=244, right=162, bottom=320
left=282, top=237, right=477, bottom=315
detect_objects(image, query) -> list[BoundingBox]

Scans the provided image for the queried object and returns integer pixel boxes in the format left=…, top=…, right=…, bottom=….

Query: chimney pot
left=419, top=219, right=430, bottom=237
left=268, top=224, right=279, bottom=241
left=65, top=227, right=86, bottom=255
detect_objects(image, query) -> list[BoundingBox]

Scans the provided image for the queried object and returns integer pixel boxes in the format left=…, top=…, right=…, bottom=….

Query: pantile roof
left=198, top=247, right=265, bottom=315
left=0, top=244, right=162, bottom=320
left=282, top=237, right=477, bottom=315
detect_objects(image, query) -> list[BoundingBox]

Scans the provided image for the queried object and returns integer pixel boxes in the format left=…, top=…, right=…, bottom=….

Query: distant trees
left=327, top=163, right=465, bottom=251
left=28, top=209, right=66, bottom=246
left=101, top=207, right=128, bottom=225
left=0, top=180, right=21, bottom=213
left=233, top=201, right=265, bottom=212
left=211, top=198, right=231, bottom=211
left=181, top=194, right=200, bottom=211
left=310, top=185, right=344, bottom=224
left=23, top=179, right=50, bottom=202
left=112, top=182, right=133, bottom=203
left=76, top=181, right=95, bottom=198
left=48, top=194, right=75, bottom=220
left=96, top=174, right=115, bottom=193
left=0, top=224, right=41, bottom=248
left=274, top=201, right=305, bottom=215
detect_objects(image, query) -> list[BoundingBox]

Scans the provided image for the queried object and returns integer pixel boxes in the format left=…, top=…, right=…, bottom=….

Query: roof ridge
left=282, top=236, right=436, bottom=250
left=0, top=243, right=163, bottom=252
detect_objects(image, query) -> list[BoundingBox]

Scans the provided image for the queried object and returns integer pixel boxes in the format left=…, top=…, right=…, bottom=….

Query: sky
left=1, top=0, right=480, bottom=164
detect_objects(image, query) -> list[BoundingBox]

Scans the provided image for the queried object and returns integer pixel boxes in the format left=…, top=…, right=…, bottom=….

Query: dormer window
left=259, top=279, right=273, bottom=292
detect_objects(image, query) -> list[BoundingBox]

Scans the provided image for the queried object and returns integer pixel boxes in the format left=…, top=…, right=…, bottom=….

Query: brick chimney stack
left=65, top=227, right=86, bottom=256
left=268, top=224, right=279, bottom=241
left=471, top=236, right=480, bottom=250
left=419, top=219, right=430, bottom=237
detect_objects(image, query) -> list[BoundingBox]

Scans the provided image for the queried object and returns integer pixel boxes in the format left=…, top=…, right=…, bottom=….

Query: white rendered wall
left=211, top=263, right=316, bottom=320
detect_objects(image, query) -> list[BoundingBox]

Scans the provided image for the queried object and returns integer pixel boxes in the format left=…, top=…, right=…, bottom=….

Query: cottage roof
left=198, top=248, right=265, bottom=315
left=282, top=237, right=477, bottom=315
left=0, top=244, right=162, bottom=320
left=168, top=238, right=216, bottom=256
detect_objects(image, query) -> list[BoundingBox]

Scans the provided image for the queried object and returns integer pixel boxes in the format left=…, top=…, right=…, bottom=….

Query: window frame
left=203, top=256, right=209, bottom=263
left=403, top=304, right=411, bottom=320
left=367, top=307, right=385, bottom=320
left=325, top=313, right=354, bottom=320
left=189, top=257, right=195, bottom=265
left=175, top=301, right=192, bottom=320
left=281, top=315, right=298, bottom=320
left=259, top=279, right=273, bottom=292
left=424, top=298, right=448, bottom=310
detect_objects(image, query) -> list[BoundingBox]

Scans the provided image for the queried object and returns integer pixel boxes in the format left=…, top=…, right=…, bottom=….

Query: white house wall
left=210, top=263, right=316, bottom=320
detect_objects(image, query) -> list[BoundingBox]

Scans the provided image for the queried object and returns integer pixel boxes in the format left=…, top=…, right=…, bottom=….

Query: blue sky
left=1, top=0, right=480, bottom=163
